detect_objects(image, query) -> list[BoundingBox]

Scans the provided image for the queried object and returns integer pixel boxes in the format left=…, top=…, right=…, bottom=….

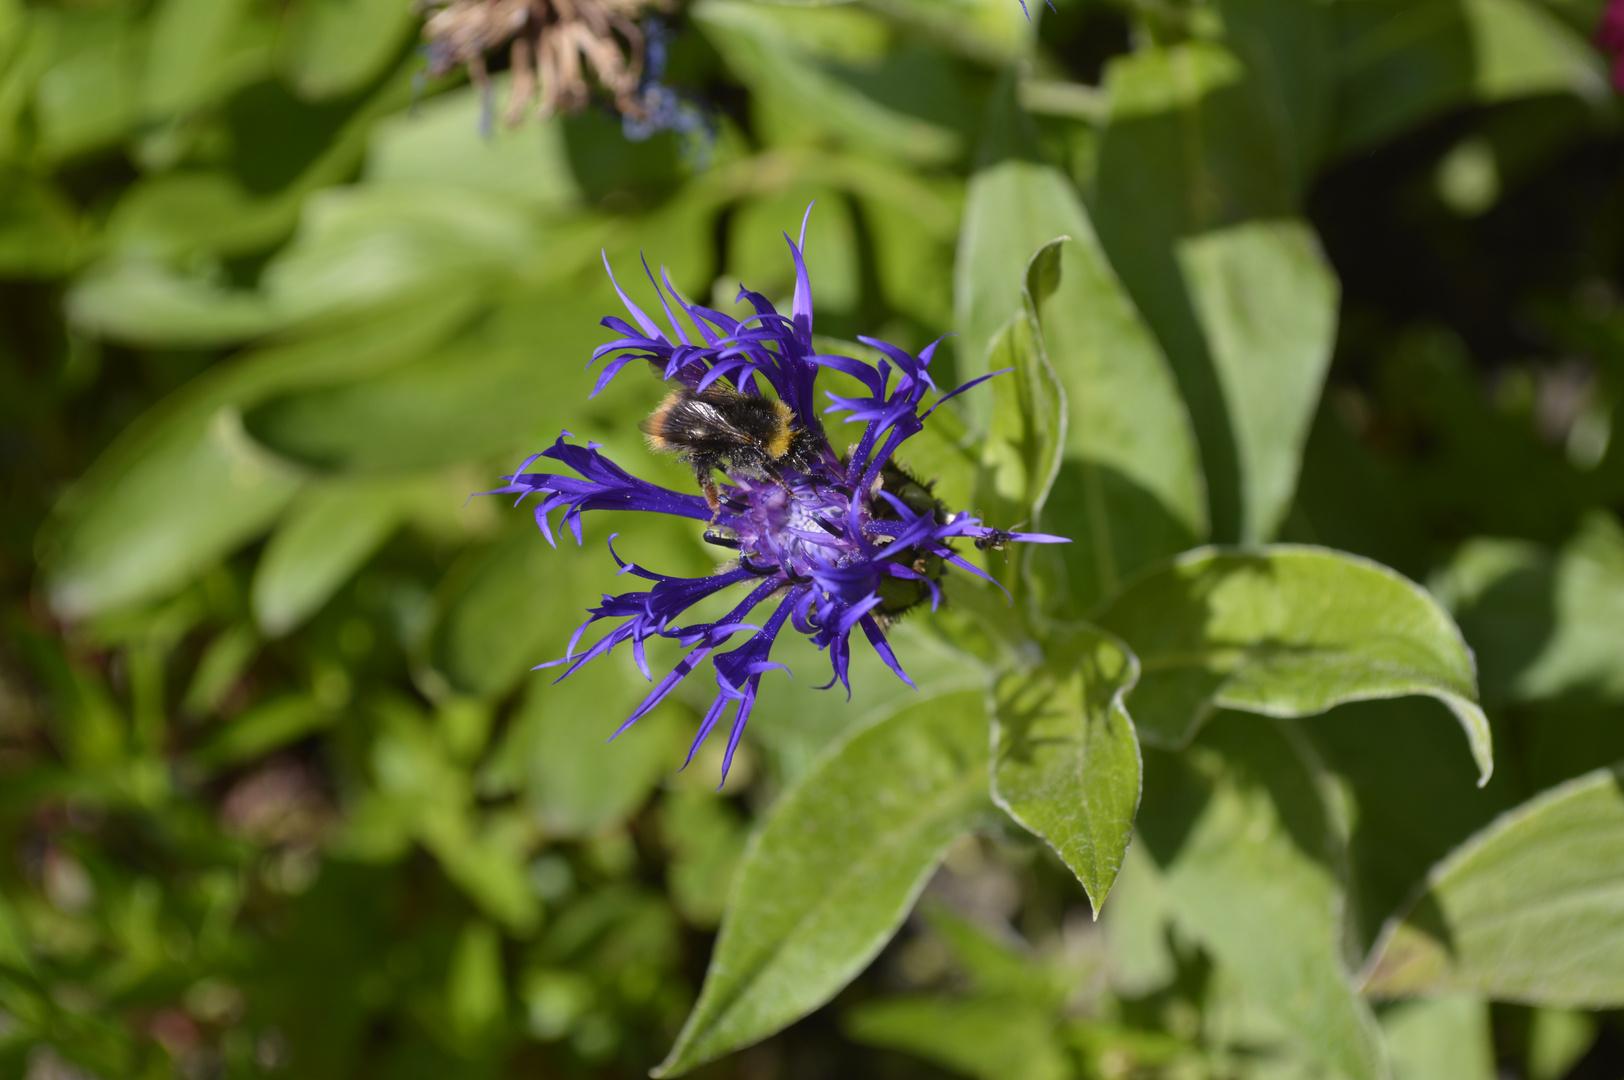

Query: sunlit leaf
left=1093, top=42, right=1336, bottom=543
left=654, top=689, right=993, bottom=1076
left=955, top=162, right=1082, bottom=414
left=957, top=163, right=1205, bottom=611
left=979, top=245, right=1065, bottom=530
left=991, top=623, right=1140, bottom=911
left=1380, top=997, right=1495, bottom=1080
left=1361, top=763, right=1624, bottom=1007
left=1092, top=546, right=1493, bottom=785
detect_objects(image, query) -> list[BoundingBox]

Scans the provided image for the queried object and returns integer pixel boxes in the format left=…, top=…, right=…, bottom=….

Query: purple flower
left=486, top=212, right=1067, bottom=779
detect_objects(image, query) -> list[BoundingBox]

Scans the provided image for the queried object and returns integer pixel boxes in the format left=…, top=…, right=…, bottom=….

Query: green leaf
left=990, top=623, right=1141, bottom=912
left=67, top=257, right=281, bottom=346
left=42, top=407, right=305, bottom=619
left=693, top=1, right=965, bottom=165
left=1361, top=763, right=1624, bottom=1007
left=40, top=295, right=475, bottom=619
left=955, top=162, right=1084, bottom=415
left=0, top=172, right=83, bottom=277
left=1301, top=698, right=1520, bottom=957
left=1097, top=844, right=1177, bottom=995
left=1138, top=714, right=1388, bottom=1080
left=480, top=659, right=676, bottom=839
left=1380, top=997, right=1495, bottom=1080
left=653, top=688, right=993, bottom=1076
left=426, top=527, right=586, bottom=699
left=1527, top=1008, right=1598, bottom=1080
left=1176, top=221, right=1338, bottom=543
left=844, top=996, right=1069, bottom=1080
left=1445, top=512, right=1624, bottom=705
left=193, top=694, right=335, bottom=769
left=31, top=12, right=143, bottom=161
left=979, top=246, right=1066, bottom=530
left=141, top=0, right=254, bottom=117
left=277, top=0, right=415, bottom=101
left=251, top=475, right=414, bottom=636
left=364, top=82, right=582, bottom=209
left=1035, top=227, right=1206, bottom=612
left=1331, top=0, right=1606, bottom=158
left=956, top=162, right=1206, bottom=611
left=1092, top=42, right=1336, bottom=543
left=1091, top=545, right=1493, bottom=785
left=660, top=790, right=749, bottom=928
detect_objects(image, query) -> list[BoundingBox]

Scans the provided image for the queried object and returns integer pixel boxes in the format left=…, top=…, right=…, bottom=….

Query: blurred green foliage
left=5, top=0, right=1624, bottom=1077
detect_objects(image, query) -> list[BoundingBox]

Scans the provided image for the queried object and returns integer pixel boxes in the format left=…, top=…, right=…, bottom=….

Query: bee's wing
left=679, top=396, right=764, bottom=444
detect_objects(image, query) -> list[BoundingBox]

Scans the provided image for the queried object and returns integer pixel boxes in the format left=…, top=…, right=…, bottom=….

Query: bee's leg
left=688, top=455, right=722, bottom=514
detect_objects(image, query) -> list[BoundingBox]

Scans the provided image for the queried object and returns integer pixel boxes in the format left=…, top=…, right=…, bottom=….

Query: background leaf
left=1177, top=220, right=1338, bottom=543
left=1362, top=763, right=1624, bottom=1007
left=1138, top=713, right=1388, bottom=1080
left=1380, top=996, right=1495, bottom=1080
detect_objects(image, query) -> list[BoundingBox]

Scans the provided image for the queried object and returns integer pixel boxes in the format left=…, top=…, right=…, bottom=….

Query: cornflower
left=487, top=216, right=1066, bottom=777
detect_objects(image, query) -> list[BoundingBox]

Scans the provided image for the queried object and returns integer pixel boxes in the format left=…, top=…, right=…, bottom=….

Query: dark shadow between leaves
left=1134, top=744, right=1212, bottom=868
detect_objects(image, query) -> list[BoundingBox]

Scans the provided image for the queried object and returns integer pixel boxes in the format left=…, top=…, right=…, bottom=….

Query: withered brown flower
left=418, top=0, right=660, bottom=126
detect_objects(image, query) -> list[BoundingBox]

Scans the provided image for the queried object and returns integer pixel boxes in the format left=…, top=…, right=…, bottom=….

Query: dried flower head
left=485, top=212, right=1066, bottom=779
left=419, top=0, right=673, bottom=127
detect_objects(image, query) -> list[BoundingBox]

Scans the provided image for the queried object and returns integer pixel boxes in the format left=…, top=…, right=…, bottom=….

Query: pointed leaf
left=1362, top=763, right=1624, bottom=1007
left=991, top=623, right=1141, bottom=911
left=1092, top=545, right=1493, bottom=785
left=654, top=689, right=993, bottom=1076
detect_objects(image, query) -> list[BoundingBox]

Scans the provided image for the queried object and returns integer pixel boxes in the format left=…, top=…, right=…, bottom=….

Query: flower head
left=487, top=212, right=1066, bottom=779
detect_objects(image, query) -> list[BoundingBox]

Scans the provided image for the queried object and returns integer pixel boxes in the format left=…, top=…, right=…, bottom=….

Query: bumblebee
left=640, top=385, right=824, bottom=508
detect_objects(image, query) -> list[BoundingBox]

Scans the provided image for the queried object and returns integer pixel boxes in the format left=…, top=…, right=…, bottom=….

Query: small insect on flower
left=640, top=385, right=825, bottom=510
left=485, top=208, right=1068, bottom=781
left=974, top=528, right=1018, bottom=551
